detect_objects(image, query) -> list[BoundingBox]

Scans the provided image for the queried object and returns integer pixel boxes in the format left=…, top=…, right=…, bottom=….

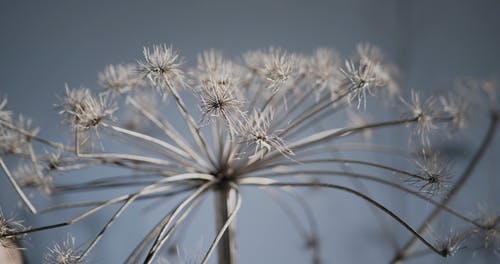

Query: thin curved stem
left=126, top=96, right=210, bottom=169
left=0, top=119, right=71, bottom=151
left=391, top=111, right=498, bottom=262
left=37, top=185, right=195, bottom=214
left=0, top=158, right=37, bottom=214
left=143, top=181, right=215, bottom=264
left=260, top=188, right=308, bottom=238
left=1, top=173, right=214, bottom=238
left=74, top=130, right=178, bottom=168
left=75, top=173, right=208, bottom=261
left=240, top=181, right=448, bottom=258
left=284, top=101, right=344, bottom=140
left=259, top=186, right=321, bottom=263
left=239, top=171, right=482, bottom=228
left=202, top=184, right=241, bottom=264
left=164, top=81, right=216, bottom=169
left=277, top=91, right=349, bottom=138
left=102, top=123, right=204, bottom=171
left=125, top=212, right=176, bottom=264
left=243, top=116, right=419, bottom=171
left=127, top=189, right=225, bottom=263
left=239, top=158, right=424, bottom=180
left=271, top=85, right=316, bottom=131
left=51, top=180, right=159, bottom=194
left=159, top=191, right=208, bottom=258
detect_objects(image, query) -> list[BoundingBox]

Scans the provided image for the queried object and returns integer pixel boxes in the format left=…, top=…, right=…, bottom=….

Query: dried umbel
left=12, top=163, right=53, bottom=195
left=138, top=44, right=185, bottom=94
left=99, top=64, right=143, bottom=95
left=43, top=235, right=81, bottom=264
left=238, top=108, right=292, bottom=159
left=0, top=43, right=498, bottom=264
left=407, top=149, right=453, bottom=196
left=339, top=44, right=397, bottom=109
left=0, top=115, right=39, bottom=156
left=304, top=48, right=340, bottom=99
left=198, top=76, right=244, bottom=130
left=434, top=230, right=468, bottom=257
left=59, top=87, right=117, bottom=130
left=0, top=97, right=12, bottom=122
left=470, top=206, right=500, bottom=257
left=0, top=211, right=23, bottom=250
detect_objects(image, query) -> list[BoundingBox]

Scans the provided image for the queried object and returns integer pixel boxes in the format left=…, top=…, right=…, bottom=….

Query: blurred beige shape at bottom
left=0, top=240, right=23, bottom=264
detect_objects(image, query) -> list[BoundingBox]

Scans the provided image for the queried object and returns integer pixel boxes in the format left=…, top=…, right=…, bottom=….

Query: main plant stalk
left=215, top=183, right=236, bottom=264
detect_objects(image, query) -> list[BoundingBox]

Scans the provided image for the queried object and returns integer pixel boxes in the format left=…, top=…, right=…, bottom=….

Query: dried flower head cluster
left=0, top=210, right=23, bottom=250
left=99, top=64, right=143, bottom=95
left=59, top=87, right=116, bottom=130
left=470, top=206, right=500, bottom=257
left=406, top=149, right=453, bottom=196
left=198, top=77, right=243, bottom=130
left=0, top=115, right=38, bottom=156
left=13, top=163, right=53, bottom=195
left=238, top=108, right=292, bottom=159
left=43, top=235, right=81, bottom=264
left=138, top=44, right=185, bottom=94
left=0, top=44, right=498, bottom=264
left=0, top=97, right=12, bottom=122
left=340, top=44, right=398, bottom=108
left=434, top=230, right=468, bottom=257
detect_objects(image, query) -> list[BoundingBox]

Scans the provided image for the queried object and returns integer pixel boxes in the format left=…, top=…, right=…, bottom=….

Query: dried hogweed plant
left=0, top=44, right=499, bottom=263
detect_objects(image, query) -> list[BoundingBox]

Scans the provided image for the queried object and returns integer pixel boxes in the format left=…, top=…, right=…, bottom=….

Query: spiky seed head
left=138, top=44, right=185, bottom=94
left=238, top=108, right=293, bottom=159
left=0, top=115, right=38, bottom=155
left=45, top=150, right=63, bottom=171
left=340, top=60, right=377, bottom=109
left=435, top=230, right=468, bottom=257
left=401, top=90, right=441, bottom=146
left=306, top=48, right=340, bottom=99
left=195, top=50, right=244, bottom=96
left=13, top=163, right=53, bottom=195
left=0, top=96, right=12, bottom=122
left=243, top=48, right=297, bottom=91
left=263, top=48, right=297, bottom=90
left=99, top=64, right=142, bottom=95
left=408, top=149, right=453, bottom=196
left=43, top=235, right=81, bottom=264
left=472, top=206, right=500, bottom=256
left=59, top=86, right=116, bottom=130
left=242, top=49, right=266, bottom=74
left=199, top=76, right=244, bottom=131
left=340, top=44, right=397, bottom=108
left=439, top=93, right=468, bottom=130
left=0, top=210, right=24, bottom=251
left=196, top=49, right=227, bottom=81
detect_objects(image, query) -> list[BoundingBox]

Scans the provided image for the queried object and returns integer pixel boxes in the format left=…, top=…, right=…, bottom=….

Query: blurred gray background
left=1, top=0, right=499, bottom=263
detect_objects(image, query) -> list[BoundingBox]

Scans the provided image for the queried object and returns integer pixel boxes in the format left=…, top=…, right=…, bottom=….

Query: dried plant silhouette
left=0, top=44, right=498, bottom=263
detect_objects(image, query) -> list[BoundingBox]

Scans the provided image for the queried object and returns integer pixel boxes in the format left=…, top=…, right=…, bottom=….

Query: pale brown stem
left=215, top=182, right=237, bottom=264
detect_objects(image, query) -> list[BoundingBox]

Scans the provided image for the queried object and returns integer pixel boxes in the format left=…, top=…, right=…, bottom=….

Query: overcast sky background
left=1, top=1, right=499, bottom=263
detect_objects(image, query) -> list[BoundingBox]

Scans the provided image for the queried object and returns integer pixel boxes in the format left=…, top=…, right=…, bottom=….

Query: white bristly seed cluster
left=43, top=235, right=81, bottom=264
left=0, top=44, right=498, bottom=264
